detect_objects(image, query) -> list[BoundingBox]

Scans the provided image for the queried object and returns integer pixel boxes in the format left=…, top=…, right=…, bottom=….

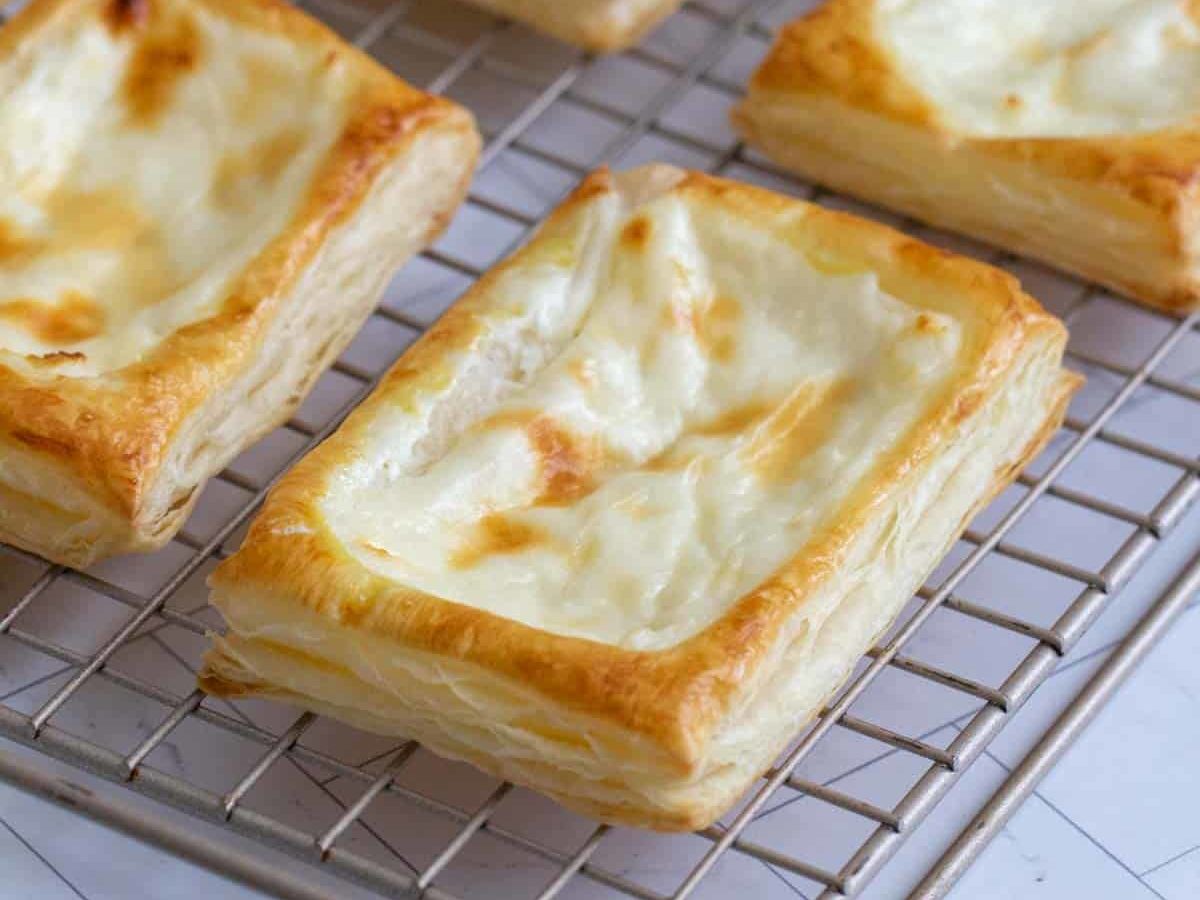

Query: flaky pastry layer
left=203, top=165, right=1077, bottom=830
left=734, top=0, right=1200, bottom=313
left=0, top=0, right=480, bottom=566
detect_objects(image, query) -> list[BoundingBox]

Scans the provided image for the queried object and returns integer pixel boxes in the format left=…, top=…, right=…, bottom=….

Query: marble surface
left=0, top=0, right=1197, bottom=897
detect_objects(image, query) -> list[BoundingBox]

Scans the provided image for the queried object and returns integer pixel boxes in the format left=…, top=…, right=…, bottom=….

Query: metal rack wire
left=0, top=0, right=1197, bottom=898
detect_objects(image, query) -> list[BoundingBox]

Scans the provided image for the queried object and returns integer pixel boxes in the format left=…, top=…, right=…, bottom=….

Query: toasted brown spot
left=233, top=56, right=301, bottom=124
left=43, top=187, right=148, bottom=254
left=663, top=294, right=742, bottom=362
left=472, top=410, right=608, bottom=504
left=1002, top=93, right=1022, bottom=111
left=697, top=294, right=741, bottom=361
left=0, top=187, right=177, bottom=320
left=10, top=429, right=74, bottom=457
left=914, top=312, right=947, bottom=335
left=951, top=389, right=985, bottom=425
left=527, top=415, right=604, bottom=505
left=212, top=129, right=306, bottom=209
left=620, top=216, right=652, bottom=249
left=643, top=447, right=685, bottom=472
left=741, top=378, right=854, bottom=482
left=570, top=173, right=613, bottom=205
left=103, top=0, right=151, bottom=33
left=450, top=512, right=549, bottom=569
left=0, top=220, right=41, bottom=264
left=121, top=11, right=203, bottom=125
left=256, top=129, right=307, bottom=172
left=0, top=292, right=105, bottom=344
left=26, top=351, right=87, bottom=367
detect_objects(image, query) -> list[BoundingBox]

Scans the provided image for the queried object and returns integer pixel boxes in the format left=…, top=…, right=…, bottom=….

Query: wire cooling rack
left=0, top=0, right=1198, bottom=898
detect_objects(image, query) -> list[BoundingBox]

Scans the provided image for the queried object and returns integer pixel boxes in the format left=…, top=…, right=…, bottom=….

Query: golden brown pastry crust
left=204, top=166, right=1072, bottom=824
left=0, top=0, right=480, bottom=565
left=735, top=0, right=1200, bottom=313
left=456, top=0, right=682, bottom=52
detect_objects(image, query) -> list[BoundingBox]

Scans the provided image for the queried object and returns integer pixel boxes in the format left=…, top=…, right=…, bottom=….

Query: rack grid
left=0, top=0, right=1197, bottom=898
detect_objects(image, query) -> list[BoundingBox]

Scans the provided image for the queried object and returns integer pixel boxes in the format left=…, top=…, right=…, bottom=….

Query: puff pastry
left=201, top=164, right=1078, bottom=831
left=0, top=0, right=480, bottom=567
left=734, top=0, right=1200, bottom=313
left=456, top=0, right=682, bottom=51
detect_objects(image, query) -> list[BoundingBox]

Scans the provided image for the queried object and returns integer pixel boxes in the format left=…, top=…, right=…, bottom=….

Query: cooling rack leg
left=909, top=546, right=1200, bottom=900
left=0, top=748, right=337, bottom=900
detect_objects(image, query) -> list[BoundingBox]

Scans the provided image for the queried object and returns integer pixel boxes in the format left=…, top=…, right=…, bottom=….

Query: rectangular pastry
left=0, top=0, right=479, bottom=567
left=202, top=164, right=1078, bottom=830
left=734, top=0, right=1200, bottom=314
left=457, top=0, right=682, bottom=51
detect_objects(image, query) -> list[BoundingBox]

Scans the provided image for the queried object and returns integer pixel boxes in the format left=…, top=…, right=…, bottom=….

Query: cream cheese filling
left=878, top=0, right=1200, bottom=137
left=322, top=190, right=964, bottom=649
left=0, top=3, right=351, bottom=375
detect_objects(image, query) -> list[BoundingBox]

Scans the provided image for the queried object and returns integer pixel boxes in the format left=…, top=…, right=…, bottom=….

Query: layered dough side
left=734, top=95, right=1199, bottom=312
left=733, top=0, right=1200, bottom=313
left=204, top=322, right=1074, bottom=830
left=0, top=438, right=136, bottom=565
left=0, top=119, right=477, bottom=568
